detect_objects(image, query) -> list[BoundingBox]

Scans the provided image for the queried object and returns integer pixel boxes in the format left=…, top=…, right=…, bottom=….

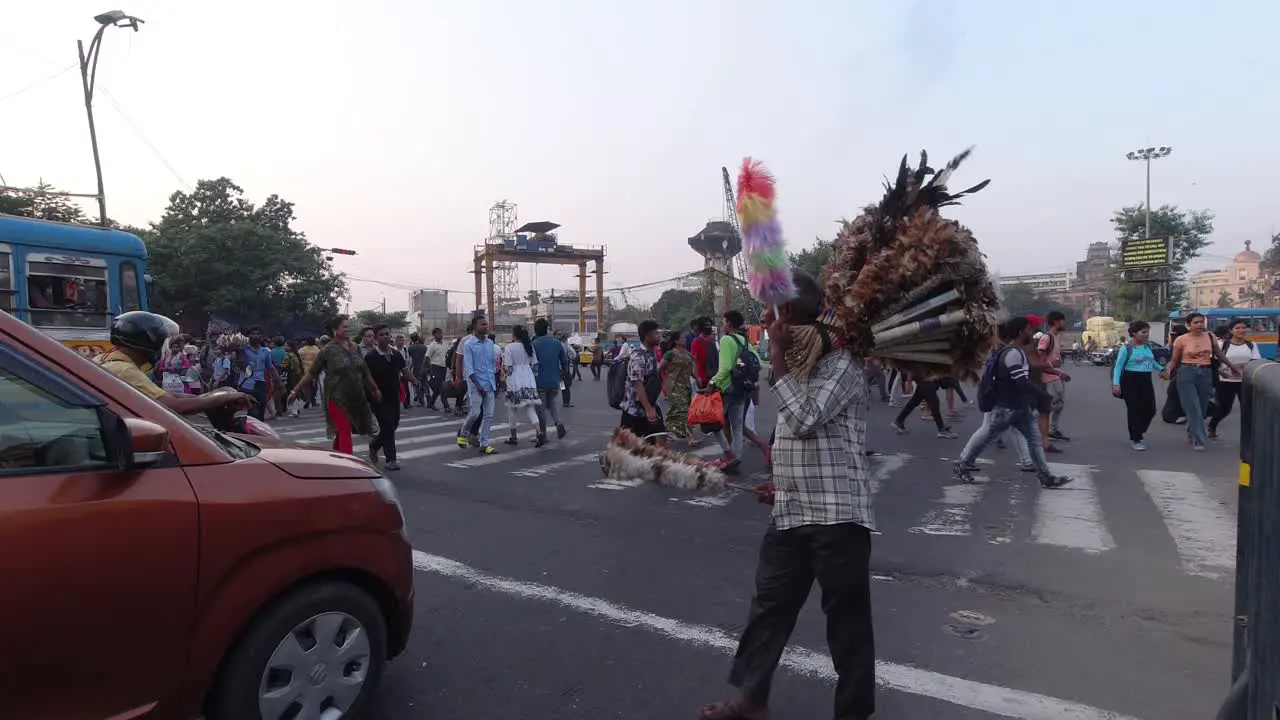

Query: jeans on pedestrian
left=1176, top=365, right=1214, bottom=445
left=561, top=370, right=573, bottom=406
left=958, top=405, right=1053, bottom=480
left=536, top=387, right=562, bottom=430
left=247, top=382, right=269, bottom=420
left=865, top=368, right=888, bottom=401
left=461, top=385, right=495, bottom=446
left=715, top=390, right=749, bottom=458
left=729, top=522, right=875, bottom=718
left=1005, top=427, right=1032, bottom=465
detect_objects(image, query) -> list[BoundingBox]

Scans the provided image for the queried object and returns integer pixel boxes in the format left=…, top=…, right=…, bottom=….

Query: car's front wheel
left=208, top=581, right=388, bottom=720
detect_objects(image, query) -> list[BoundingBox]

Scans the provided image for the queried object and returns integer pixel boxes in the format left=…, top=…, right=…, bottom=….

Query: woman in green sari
left=660, top=332, right=699, bottom=445
left=289, top=315, right=381, bottom=454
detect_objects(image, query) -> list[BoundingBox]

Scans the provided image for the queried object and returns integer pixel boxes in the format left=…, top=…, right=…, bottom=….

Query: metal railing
left=1218, top=359, right=1280, bottom=719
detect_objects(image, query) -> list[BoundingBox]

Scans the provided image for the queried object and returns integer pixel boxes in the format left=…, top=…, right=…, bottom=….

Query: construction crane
left=722, top=167, right=760, bottom=323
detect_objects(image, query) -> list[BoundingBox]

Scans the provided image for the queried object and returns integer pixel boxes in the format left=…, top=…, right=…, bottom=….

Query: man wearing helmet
left=99, top=311, right=253, bottom=415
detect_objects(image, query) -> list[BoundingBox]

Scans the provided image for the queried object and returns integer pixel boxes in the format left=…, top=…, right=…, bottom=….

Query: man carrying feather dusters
left=701, top=270, right=877, bottom=720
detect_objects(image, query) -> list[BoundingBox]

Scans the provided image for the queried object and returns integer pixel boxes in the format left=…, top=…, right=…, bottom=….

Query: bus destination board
left=1120, top=237, right=1170, bottom=268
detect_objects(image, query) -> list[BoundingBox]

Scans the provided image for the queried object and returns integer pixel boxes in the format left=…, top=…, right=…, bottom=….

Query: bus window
left=1248, top=316, right=1276, bottom=333
left=120, top=262, right=141, bottom=312
left=26, top=261, right=109, bottom=329
left=0, top=252, right=11, bottom=312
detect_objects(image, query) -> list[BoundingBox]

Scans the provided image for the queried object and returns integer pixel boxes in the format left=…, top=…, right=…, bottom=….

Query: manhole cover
left=944, top=623, right=985, bottom=640
left=950, top=610, right=996, bottom=626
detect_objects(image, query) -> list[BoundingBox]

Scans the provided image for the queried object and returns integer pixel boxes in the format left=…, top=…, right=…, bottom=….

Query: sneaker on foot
left=1017, top=463, right=1036, bottom=472
left=1040, top=475, right=1073, bottom=489
left=1193, top=443, right=1206, bottom=452
left=1132, top=442, right=1147, bottom=451
left=937, top=428, right=959, bottom=439
left=556, top=423, right=567, bottom=439
left=504, top=435, right=519, bottom=446
left=1044, top=444, right=1063, bottom=454
left=1048, top=430, right=1070, bottom=441
left=384, top=461, right=401, bottom=471
left=535, top=433, right=547, bottom=448
left=890, top=421, right=907, bottom=434
left=456, top=434, right=468, bottom=449
left=479, top=446, right=497, bottom=455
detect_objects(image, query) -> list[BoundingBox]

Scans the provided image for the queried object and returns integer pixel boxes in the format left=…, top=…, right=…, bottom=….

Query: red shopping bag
left=689, top=391, right=724, bottom=427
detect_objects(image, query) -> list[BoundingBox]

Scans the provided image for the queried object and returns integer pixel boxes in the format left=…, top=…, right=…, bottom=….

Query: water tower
left=687, top=220, right=741, bottom=318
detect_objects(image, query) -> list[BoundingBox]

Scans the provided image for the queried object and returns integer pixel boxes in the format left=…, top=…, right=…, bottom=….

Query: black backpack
left=977, top=346, right=1015, bottom=412
left=725, top=333, right=761, bottom=393
left=445, top=339, right=461, bottom=378
left=607, top=357, right=628, bottom=409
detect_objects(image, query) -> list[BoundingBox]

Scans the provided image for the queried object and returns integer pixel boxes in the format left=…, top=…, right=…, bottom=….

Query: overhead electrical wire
left=0, top=63, right=76, bottom=103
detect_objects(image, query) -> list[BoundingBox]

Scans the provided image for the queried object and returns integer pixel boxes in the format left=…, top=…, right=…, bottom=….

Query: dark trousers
left=370, top=400, right=401, bottom=462
left=1209, top=382, right=1242, bottom=432
left=426, top=366, right=446, bottom=407
left=562, top=370, right=574, bottom=406
left=591, top=361, right=602, bottom=380
left=1120, top=370, right=1156, bottom=442
left=894, top=379, right=944, bottom=430
left=247, top=382, right=269, bottom=420
left=730, top=522, right=875, bottom=719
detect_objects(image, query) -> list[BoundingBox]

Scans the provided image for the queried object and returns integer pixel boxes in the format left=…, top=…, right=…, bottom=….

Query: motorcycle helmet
left=110, top=311, right=180, bottom=364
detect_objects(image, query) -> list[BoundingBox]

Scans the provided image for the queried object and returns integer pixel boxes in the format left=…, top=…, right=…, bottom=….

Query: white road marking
left=275, top=417, right=460, bottom=438
left=512, top=453, right=601, bottom=477
left=296, top=424, right=511, bottom=448
left=870, top=452, right=909, bottom=495
left=587, top=479, right=645, bottom=490
left=1032, top=464, right=1115, bottom=554
left=446, top=437, right=591, bottom=468
left=910, top=482, right=985, bottom=536
left=412, top=550, right=1144, bottom=720
left=1137, top=470, right=1237, bottom=579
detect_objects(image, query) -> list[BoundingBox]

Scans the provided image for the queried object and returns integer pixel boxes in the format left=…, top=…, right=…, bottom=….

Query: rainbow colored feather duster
left=736, top=158, right=796, bottom=307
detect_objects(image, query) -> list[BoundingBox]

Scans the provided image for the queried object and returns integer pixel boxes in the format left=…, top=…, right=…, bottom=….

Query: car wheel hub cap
left=258, top=611, right=371, bottom=720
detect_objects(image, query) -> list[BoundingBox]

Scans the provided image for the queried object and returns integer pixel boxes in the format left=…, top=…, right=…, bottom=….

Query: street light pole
left=78, top=10, right=143, bottom=226
left=1126, top=146, right=1173, bottom=316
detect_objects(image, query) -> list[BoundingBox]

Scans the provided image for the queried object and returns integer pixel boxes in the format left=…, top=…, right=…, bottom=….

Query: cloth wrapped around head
left=770, top=270, right=846, bottom=381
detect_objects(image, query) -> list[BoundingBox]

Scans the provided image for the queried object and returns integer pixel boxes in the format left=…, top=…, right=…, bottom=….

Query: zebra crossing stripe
left=294, top=424, right=511, bottom=448
left=1032, top=463, right=1115, bottom=554
left=870, top=453, right=909, bottom=495
left=446, top=437, right=593, bottom=468
left=512, top=453, right=601, bottom=477
left=278, top=417, right=463, bottom=440
left=1136, top=470, right=1237, bottom=579
left=910, top=481, right=986, bottom=536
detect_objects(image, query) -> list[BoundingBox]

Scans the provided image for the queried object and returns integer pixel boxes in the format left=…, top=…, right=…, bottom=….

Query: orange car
left=0, top=309, right=413, bottom=719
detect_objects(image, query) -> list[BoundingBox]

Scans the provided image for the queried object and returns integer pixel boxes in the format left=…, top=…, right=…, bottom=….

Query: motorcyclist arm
left=159, top=392, right=252, bottom=416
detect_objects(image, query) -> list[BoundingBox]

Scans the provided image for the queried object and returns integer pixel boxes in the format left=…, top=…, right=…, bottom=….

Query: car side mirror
left=123, top=417, right=170, bottom=468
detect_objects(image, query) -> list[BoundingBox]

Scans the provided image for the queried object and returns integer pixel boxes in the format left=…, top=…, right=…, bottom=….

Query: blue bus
left=0, top=214, right=149, bottom=358
left=1168, top=308, right=1279, bottom=359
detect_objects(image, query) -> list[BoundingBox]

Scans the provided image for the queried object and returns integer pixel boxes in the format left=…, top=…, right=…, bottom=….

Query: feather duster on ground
left=736, top=158, right=797, bottom=308
left=598, top=428, right=727, bottom=492
left=824, top=148, right=998, bottom=380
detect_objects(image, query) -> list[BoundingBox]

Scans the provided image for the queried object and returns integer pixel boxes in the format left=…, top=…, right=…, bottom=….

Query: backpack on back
left=977, top=346, right=1014, bottom=412
left=726, top=333, right=761, bottom=394
left=607, top=358, right=628, bottom=409
left=445, top=340, right=460, bottom=379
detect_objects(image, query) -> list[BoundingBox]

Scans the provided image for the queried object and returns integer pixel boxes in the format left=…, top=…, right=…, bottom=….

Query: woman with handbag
left=1112, top=321, right=1166, bottom=451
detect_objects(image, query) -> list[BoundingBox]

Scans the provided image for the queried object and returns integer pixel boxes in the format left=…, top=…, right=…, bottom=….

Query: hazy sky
left=4, top=1, right=1276, bottom=313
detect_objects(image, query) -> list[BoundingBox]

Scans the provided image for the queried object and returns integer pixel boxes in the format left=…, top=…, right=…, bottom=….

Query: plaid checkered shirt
left=768, top=347, right=874, bottom=532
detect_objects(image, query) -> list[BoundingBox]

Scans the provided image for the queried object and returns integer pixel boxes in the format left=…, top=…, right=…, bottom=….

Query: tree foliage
left=0, top=181, right=88, bottom=223
left=999, top=283, right=1081, bottom=326
left=1108, top=204, right=1215, bottom=313
left=789, top=236, right=835, bottom=279
left=1260, top=232, right=1280, bottom=275
left=650, top=289, right=713, bottom=332
left=145, top=178, right=346, bottom=328
left=353, top=309, right=411, bottom=332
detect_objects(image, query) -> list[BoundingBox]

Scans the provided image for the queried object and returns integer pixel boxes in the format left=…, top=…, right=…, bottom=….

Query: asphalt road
left=270, top=361, right=1240, bottom=720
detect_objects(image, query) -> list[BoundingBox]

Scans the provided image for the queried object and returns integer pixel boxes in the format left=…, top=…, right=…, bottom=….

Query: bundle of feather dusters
left=598, top=428, right=726, bottom=492
left=215, top=332, right=249, bottom=353
left=824, top=147, right=1000, bottom=381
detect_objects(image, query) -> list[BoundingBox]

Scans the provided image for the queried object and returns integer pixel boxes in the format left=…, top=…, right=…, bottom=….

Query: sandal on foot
left=503, top=436, right=519, bottom=446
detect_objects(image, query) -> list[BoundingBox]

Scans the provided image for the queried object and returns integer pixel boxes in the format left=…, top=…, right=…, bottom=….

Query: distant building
left=1076, top=242, right=1112, bottom=284
left=1188, top=241, right=1264, bottom=308
left=998, top=271, right=1074, bottom=294
left=409, top=289, right=449, bottom=333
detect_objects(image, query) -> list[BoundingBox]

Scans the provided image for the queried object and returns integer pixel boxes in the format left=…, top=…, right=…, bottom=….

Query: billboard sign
left=1120, top=237, right=1171, bottom=269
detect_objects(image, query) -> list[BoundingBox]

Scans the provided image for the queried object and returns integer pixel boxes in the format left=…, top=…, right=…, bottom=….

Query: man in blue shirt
left=531, top=318, right=568, bottom=439
left=457, top=315, right=498, bottom=454
left=240, top=326, right=279, bottom=420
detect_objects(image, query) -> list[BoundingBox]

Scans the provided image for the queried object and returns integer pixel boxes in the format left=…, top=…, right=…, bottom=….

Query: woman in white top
left=502, top=325, right=547, bottom=447
left=1207, top=317, right=1262, bottom=439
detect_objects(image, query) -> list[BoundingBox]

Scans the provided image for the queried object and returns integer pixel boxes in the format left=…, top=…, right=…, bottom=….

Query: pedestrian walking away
left=1162, top=311, right=1237, bottom=450
left=531, top=319, right=569, bottom=440
left=559, top=332, right=577, bottom=406
left=457, top=316, right=499, bottom=454
left=954, top=316, right=1069, bottom=488
left=890, top=376, right=957, bottom=438
left=701, top=271, right=876, bottom=720
left=502, top=324, right=547, bottom=447
left=1207, top=316, right=1260, bottom=440
left=708, top=310, right=761, bottom=471
left=424, top=327, right=449, bottom=410
left=288, top=316, right=379, bottom=455
left=1111, top=320, right=1166, bottom=450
